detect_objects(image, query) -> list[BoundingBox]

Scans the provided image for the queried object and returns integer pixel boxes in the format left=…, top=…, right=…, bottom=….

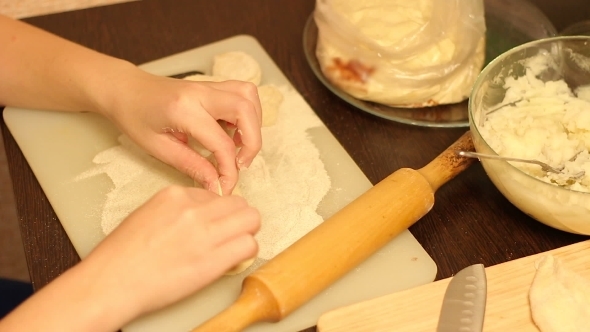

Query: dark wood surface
left=2, top=0, right=589, bottom=331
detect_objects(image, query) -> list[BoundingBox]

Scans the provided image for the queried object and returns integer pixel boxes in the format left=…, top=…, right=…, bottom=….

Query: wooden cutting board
left=3, top=35, right=437, bottom=332
left=317, top=240, right=590, bottom=331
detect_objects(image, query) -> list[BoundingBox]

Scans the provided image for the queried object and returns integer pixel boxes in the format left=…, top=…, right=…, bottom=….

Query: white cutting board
left=3, top=35, right=436, bottom=332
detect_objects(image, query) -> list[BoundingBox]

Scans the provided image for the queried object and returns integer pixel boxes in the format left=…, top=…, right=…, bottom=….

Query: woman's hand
left=84, top=186, right=260, bottom=323
left=103, top=71, right=263, bottom=195
left=0, top=14, right=264, bottom=332
left=0, top=14, right=261, bottom=195
left=0, top=186, right=260, bottom=332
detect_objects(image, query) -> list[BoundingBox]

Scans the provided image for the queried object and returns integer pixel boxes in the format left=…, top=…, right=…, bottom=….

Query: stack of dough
left=184, top=51, right=283, bottom=275
left=314, top=0, right=486, bottom=107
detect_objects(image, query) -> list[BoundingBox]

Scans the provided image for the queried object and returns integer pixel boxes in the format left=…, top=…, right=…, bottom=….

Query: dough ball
left=212, top=51, right=262, bottom=85
left=258, top=84, right=283, bottom=127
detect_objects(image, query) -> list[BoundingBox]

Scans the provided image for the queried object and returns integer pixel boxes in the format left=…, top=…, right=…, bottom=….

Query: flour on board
left=240, top=85, right=331, bottom=259
left=75, top=84, right=331, bottom=261
left=75, top=135, right=190, bottom=235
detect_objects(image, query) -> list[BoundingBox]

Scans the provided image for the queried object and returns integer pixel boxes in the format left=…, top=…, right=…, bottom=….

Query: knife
left=436, top=264, right=487, bottom=332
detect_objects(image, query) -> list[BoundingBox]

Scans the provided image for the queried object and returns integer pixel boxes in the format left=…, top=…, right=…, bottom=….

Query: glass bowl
left=469, top=36, right=590, bottom=234
left=560, top=20, right=590, bottom=37
left=303, top=0, right=557, bottom=127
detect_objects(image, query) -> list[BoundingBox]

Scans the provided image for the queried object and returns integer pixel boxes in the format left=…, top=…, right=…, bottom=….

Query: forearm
left=0, top=14, right=137, bottom=114
left=0, top=258, right=136, bottom=332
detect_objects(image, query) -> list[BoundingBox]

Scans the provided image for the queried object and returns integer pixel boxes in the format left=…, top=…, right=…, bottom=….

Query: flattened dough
left=258, top=84, right=283, bottom=127
left=225, top=257, right=255, bottom=275
left=195, top=153, right=257, bottom=276
left=212, top=51, right=262, bottom=85
left=183, top=74, right=227, bottom=82
left=222, top=185, right=257, bottom=275
left=529, top=255, right=590, bottom=332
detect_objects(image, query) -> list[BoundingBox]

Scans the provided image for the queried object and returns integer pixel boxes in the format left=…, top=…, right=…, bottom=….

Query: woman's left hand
left=102, top=69, right=263, bottom=195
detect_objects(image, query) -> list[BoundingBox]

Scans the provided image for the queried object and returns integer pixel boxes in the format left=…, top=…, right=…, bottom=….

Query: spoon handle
left=456, top=151, right=561, bottom=174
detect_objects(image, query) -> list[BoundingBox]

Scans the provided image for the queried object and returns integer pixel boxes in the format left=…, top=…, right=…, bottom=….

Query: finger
left=180, top=186, right=222, bottom=203
left=175, top=104, right=240, bottom=193
left=207, top=205, right=261, bottom=247
left=149, top=134, right=223, bottom=192
left=191, top=194, right=250, bottom=221
left=207, top=234, right=259, bottom=275
left=199, top=83, right=261, bottom=134
left=214, top=82, right=263, bottom=169
left=234, top=129, right=260, bottom=170
left=202, top=97, right=261, bottom=171
left=218, top=80, right=263, bottom=126
left=233, top=128, right=243, bottom=148
left=166, top=106, right=240, bottom=193
left=215, top=104, right=262, bottom=173
left=244, top=84, right=263, bottom=126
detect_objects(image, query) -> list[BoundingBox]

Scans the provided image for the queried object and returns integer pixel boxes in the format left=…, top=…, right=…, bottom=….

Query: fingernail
left=236, top=157, right=247, bottom=170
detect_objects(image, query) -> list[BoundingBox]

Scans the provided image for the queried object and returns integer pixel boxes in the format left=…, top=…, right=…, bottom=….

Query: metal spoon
left=456, top=151, right=586, bottom=178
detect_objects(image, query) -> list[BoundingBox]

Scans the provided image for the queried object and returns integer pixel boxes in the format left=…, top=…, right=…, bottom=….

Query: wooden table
left=2, top=0, right=589, bottom=331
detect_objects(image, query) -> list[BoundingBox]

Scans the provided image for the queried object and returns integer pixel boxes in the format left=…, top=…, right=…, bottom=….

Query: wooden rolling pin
left=191, top=130, right=476, bottom=332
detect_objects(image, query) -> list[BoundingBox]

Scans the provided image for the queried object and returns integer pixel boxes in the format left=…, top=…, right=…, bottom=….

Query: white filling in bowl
left=469, top=36, right=590, bottom=234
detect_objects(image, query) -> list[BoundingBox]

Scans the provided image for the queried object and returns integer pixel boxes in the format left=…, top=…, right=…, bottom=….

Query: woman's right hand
left=0, top=187, right=261, bottom=332
left=80, top=186, right=261, bottom=329
left=0, top=187, right=260, bottom=332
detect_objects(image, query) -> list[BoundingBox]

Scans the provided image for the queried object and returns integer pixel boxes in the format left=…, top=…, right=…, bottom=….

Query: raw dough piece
left=183, top=74, right=227, bottom=82
left=225, top=258, right=255, bottom=275
left=258, top=84, right=283, bottom=127
left=195, top=153, right=257, bottom=276
left=224, top=185, right=256, bottom=275
left=529, top=255, right=590, bottom=332
left=212, top=51, right=262, bottom=85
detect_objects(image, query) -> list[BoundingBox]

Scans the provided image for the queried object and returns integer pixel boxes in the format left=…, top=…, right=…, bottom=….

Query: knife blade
left=436, top=263, right=487, bottom=332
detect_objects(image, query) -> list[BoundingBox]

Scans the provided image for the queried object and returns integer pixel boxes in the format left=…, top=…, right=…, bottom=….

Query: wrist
left=84, top=57, right=142, bottom=120
left=69, top=256, right=142, bottom=331
left=0, top=259, right=137, bottom=332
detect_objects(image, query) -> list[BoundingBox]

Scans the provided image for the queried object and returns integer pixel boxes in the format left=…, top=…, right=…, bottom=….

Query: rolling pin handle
left=418, top=131, right=475, bottom=191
